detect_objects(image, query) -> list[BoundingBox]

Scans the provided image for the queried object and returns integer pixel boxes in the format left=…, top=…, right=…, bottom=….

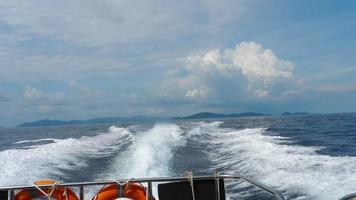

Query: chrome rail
left=0, top=174, right=285, bottom=200
left=338, top=193, right=356, bottom=200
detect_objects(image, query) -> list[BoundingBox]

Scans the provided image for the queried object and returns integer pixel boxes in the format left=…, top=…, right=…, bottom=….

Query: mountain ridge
left=17, top=116, right=166, bottom=127
left=16, top=111, right=310, bottom=127
left=172, top=112, right=270, bottom=120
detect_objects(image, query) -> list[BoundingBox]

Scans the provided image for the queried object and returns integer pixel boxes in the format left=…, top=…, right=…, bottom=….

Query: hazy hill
left=172, top=112, right=269, bottom=120
left=17, top=116, right=166, bottom=127
left=282, top=112, right=309, bottom=116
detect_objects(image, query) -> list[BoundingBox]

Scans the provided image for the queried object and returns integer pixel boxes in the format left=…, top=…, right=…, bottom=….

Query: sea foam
left=191, top=122, right=356, bottom=200
left=0, top=126, right=132, bottom=186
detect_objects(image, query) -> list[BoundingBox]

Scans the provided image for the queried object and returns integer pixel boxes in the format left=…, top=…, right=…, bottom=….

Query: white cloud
left=23, top=83, right=102, bottom=115
left=143, top=106, right=165, bottom=115
left=68, top=80, right=102, bottom=97
left=186, top=89, right=207, bottom=99
left=185, top=49, right=231, bottom=73
left=20, top=85, right=96, bottom=116
left=159, top=41, right=299, bottom=104
left=226, top=42, right=294, bottom=82
left=24, top=86, right=44, bottom=100
left=24, top=86, right=66, bottom=105
left=282, top=90, right=299, bottom=96
left=0, top=0, right=250, bottom=84
left=38, top=105, right=54, bottom=113
left=186, top=42, right=294, bottom=84
left=0, top=0, right=246, bottom=47
left=186, top=42, right=295, bottom=93
left=254, top=89, right=269, bottom=97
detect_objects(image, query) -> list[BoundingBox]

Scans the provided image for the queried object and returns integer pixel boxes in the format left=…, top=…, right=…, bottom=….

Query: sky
left=0, top=0, right=356, bottom=127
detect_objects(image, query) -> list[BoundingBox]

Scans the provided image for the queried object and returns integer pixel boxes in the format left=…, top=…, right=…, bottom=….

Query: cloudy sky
left=0, top=0, right=356, bottom=126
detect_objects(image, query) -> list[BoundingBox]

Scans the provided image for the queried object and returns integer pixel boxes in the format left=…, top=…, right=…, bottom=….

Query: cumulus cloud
left=228, top=42, right=294, bottom=81
left=19, top=86, right=69, bottom=116
left=24, top=86, right=44, bottom=100
left=68, top=80, right=102, bottom=97
left=19, top=83, right=106, bottom=117
left=186, top=42, right=295, bottom=93
left=159, top=41, right=299, bottom=107
left=186, top=89, right=207, bottom=99
left=254, top=89, right=269, bottom=97
left=24, top=86, right=66, bottom=105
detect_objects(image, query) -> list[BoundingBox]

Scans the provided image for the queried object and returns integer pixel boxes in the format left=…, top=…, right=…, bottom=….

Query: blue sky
left=0, top=0, right=356, bottom=127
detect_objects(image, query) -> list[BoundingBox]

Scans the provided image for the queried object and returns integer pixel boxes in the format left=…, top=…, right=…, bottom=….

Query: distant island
left=16, top=111, right=310, bottom=127
left=282, top=112, right=309, bottom=116
left=172, top=112, right=269, bottom=120
left=17, top=116, right=167, bottom=127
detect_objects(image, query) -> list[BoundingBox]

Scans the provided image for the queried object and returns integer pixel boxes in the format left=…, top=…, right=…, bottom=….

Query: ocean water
left=1, top=113, right=356, bottom=200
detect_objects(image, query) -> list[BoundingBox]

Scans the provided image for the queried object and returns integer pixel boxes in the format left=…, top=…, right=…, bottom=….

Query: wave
left=0, top=126, right=132, bottom=186
left=13, top=138, right=58, bottom=144
left=191, top=122, right=356, bottom=200
left=0, top=122, right=185, bottom=199
left=100, top=123, right=184, bottom=179
left=3, top=120, right=356, bottom=200
left=89, top=123, right=184, bottom=199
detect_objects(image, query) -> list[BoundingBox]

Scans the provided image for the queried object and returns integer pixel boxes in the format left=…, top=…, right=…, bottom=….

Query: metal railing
left=338, top=193, right=356, bottom=200
left=0, top=174, right=285, bottom=200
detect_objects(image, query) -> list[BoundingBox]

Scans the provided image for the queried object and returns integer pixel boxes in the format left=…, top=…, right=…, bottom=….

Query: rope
left=112, top=178, right=133, bottom=197
left=185, top=172, right=196, bottom=200
left=92, top=179, right=132, bottom=200
left=114, top=179, right=150, bottom=200
left=113, top=178, right=133, bottom=186
left=31, top=180, right=63, bottom=200
left=146, top=182, right=150, bottom=200
left=63, top=186, right=69, bottom=200
left=146, top=183, right=151, bottom=200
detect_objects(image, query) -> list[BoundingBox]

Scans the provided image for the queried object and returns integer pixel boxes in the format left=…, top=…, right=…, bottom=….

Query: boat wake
left=99, top=123, right=185, bottom=178
left=1, top=121, right=356, bottom=200
left=0, top=126, right=132, bottom=186
left=189, top=121, right=356, bottom=200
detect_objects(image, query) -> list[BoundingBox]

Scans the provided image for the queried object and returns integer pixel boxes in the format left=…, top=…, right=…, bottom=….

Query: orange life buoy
left=15, top=180, right=79, bottom=200
left=92, top=182, right=155, bottom=200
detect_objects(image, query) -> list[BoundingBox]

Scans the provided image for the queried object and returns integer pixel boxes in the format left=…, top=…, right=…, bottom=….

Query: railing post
left=79, top=185, right=84, bottom=200
left=215, top=178, right=220, bottom=200
left=147, top=181, right=152, bottom=200
left=10, top=190, right=14, bottom=200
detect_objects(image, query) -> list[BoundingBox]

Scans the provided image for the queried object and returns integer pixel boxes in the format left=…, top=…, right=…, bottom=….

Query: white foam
left=101, top=123, right=184, bottom=179
left=91, top=123, right=185, bottom=199
left=193, top=122, right=356, bottom=200
left=0, top=126, right=132, bottom=186
left=13, top=138, right=58, bottom=144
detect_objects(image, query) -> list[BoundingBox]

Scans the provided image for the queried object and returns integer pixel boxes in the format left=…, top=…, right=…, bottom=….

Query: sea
left=1, top=113, right=356, bottom=200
